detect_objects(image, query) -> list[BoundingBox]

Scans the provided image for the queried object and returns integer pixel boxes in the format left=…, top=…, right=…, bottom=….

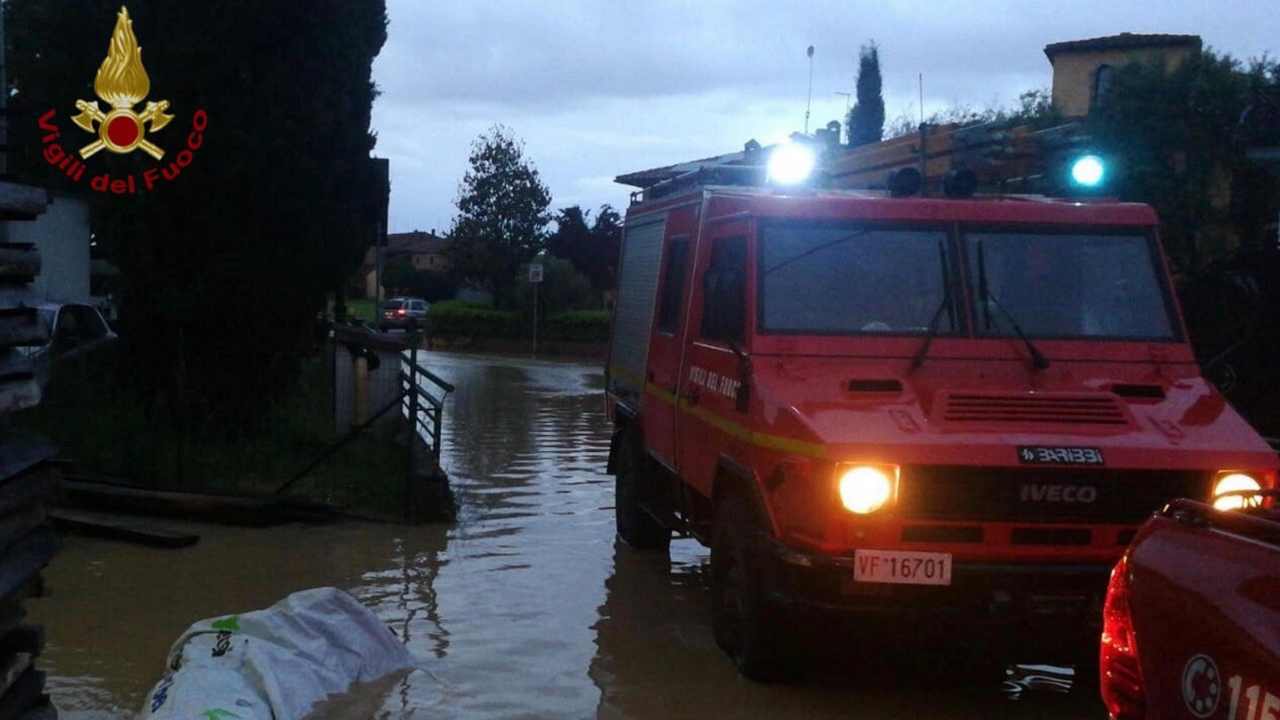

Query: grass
left=14, top=348, right=411, bottom=517
left=347, top=298, right=376, bottom=323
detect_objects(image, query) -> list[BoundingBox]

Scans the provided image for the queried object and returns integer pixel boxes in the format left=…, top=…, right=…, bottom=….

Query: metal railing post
left=406, top=335, right=418, bottom=522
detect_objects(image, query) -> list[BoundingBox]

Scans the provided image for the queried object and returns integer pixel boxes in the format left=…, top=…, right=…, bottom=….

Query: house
left=1044, top=33, right=1201, bottom=118
left=355, top=230, right=452, bottom=299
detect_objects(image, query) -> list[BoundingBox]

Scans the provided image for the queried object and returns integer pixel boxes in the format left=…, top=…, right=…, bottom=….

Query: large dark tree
left=1087, top=50, right=1279, bottom=270
left=546, top=204, right=620, bottom=292
left=846, top=42, right=885, bottom=147
left=6, top=0, right=388, bottom=429
left=446, top=126, right=551, bottom=300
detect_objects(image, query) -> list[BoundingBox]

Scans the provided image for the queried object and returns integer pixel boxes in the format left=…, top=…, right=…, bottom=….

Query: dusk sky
left=371, top=1, right=1278, bottom=234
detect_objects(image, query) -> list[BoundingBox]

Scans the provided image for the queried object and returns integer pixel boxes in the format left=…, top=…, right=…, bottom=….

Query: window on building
left=1092, top=64, right=1114, bottom=109
left=700, top=236, right=747, bottom=343
left=655, top=238, right=690, bottom=334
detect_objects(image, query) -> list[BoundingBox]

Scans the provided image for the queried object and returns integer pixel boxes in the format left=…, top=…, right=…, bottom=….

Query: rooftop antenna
left=804, top=45, right=815, bottom=134
left=835, top=91, right=853, bottom=113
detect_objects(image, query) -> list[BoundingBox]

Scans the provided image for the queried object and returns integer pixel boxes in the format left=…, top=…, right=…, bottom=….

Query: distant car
left=17, top=302, right=118, bottom=388
left=379, top=297, right=429, bottom=331
left=1100, top=489, right=1280, bottom=720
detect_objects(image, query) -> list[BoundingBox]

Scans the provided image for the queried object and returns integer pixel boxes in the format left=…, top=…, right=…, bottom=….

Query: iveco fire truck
left=604, top=141, right=1278, bottom=680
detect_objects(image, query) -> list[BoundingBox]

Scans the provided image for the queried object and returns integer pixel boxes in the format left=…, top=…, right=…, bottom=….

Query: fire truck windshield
left=759, top=223, right=953, bottom=335
left=964, top=230, right=1177, bottom=341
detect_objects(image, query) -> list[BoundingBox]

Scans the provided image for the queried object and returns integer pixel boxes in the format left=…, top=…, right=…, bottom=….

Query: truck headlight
left=837, top=465, right=897, bottom=514
left=1212, top=472, right=1262, bottom=511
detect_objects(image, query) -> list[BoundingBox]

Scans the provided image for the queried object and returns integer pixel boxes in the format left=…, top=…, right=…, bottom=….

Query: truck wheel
left=614, top=434, right=671, bottom=551
left=711, top=493, right=793, bottom=682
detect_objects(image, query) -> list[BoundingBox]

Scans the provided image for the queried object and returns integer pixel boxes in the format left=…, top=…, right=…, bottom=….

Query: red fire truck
left=604, top=144, right=1278, bottom=680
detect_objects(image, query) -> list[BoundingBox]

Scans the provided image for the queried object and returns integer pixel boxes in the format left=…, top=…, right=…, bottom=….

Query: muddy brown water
left=29, top=352, right=1105, bottom=718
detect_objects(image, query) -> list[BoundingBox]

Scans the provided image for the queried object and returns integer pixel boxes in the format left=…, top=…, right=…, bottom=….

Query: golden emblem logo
left=71, top=6, right=173, bottom=159
left=38, top=5, right=208, bottom=195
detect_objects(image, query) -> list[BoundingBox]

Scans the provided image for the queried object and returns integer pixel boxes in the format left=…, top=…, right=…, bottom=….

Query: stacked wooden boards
left=0, top=177, right=60, bottom=719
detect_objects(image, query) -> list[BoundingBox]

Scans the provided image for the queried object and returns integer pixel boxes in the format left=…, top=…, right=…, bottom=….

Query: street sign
left=529, top=264, right=544, bottom=283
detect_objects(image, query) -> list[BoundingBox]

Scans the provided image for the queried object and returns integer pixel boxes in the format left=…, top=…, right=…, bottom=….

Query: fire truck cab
left=604, top=177, right=1278, bottom=680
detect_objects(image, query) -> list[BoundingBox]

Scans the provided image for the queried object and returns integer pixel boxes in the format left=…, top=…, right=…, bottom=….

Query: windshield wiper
left=976, top=239, right=1051, bottom=371
left=909, top=240, right=954, bottom=373
left=763, top=228, right=871, bottom=276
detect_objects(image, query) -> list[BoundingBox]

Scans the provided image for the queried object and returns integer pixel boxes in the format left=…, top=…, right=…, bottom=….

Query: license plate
left=853, top=550, right=952, bottom=586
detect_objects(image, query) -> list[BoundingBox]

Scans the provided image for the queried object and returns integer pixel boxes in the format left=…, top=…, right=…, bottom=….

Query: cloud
left=372, top=0, right=1278, bottom=232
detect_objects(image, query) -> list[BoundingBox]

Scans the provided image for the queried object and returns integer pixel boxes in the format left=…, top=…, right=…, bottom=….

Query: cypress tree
left=847, top=42, right=886, bottom=147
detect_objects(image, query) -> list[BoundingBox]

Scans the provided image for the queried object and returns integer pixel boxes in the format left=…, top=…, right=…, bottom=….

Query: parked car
left=1101, top=489, right=1280, bottom=719
left=378, top=297, right=429, bottom=331
left=17, top=302, right=118, bottom=388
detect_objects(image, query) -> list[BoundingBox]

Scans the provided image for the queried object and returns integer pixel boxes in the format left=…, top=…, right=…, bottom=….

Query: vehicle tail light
left=1100, top=554, right=1144, bottom=720
left=396, top=309, right=406, bottom=316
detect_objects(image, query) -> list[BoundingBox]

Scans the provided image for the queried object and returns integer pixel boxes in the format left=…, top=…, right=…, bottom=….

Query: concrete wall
left=7, top=194, right=90, bottom=304
left=1050, top=46, right=1195, bottom=118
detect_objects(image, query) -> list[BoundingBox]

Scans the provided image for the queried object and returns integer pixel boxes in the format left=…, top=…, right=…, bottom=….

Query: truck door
left=678, top=218, right=753, bottom=497
left=642, top=232, right=694, bottom=470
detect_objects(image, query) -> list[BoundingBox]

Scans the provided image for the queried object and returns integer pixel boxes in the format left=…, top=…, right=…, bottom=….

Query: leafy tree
left=545, top=203, right=621, bottom=293
left=846, top=42, right=885, bottom=147
left=1086, top=51, right=1280, bottom=269
left=446, top=126, right=552, bottom=300
left=508, top=256, right=594, bottom=319
left=5, top=0, right=387, bottom=430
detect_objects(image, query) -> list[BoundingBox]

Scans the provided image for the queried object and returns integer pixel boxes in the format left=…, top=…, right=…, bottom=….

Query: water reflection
left=32, top=352, right=1106, bottom=718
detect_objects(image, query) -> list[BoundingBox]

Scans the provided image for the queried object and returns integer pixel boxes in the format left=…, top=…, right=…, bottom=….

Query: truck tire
left=711, top=492, right=794, bottom=682
left=614, top=433, right=671, bottom=551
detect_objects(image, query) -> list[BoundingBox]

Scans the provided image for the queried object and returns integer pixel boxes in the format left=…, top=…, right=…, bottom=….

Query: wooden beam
left=0, top=308, right=46, bottom=348
left=0, top=245, right=39, bottom=282
left=49, top=509, right=200, bottom=549
left=0, top=181, right=49, bottom=218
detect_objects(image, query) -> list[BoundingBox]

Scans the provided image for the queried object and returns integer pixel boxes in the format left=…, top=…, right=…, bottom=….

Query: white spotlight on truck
left=767, top=142, right=817, bottom=185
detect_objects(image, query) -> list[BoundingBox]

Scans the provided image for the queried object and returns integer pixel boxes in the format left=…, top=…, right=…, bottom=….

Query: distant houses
left=353, top=230, right=451, bottom=299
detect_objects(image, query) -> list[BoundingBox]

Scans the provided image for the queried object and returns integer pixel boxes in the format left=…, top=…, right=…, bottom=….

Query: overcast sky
left=371, top=1, right=1278, bottom=234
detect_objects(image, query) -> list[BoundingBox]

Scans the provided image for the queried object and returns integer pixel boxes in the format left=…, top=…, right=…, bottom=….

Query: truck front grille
left=898, top=466, right=1210, bottom=524
left=942, top=393, right=1128, bottom=426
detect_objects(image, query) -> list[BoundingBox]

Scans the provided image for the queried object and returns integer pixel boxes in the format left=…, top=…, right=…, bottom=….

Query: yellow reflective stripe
left=642, top=382, right=826, bottom=459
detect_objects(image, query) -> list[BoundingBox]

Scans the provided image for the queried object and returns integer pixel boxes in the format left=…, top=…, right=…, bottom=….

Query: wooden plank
left=0, top=528, right=59, bottom=601
left=60, top=479, right=334, bottom=527
left=0, top=442, right=56, bottom=487
left=0, top=245, right=39, bottom=282
left=0, top=474, right=57, bottom=520
left=0, top=508, right=45, bottom=556
left=49, top=509, right=199, bottom=548
left=0, top=668, right=45, bottom=720
left=0, top=652, right=31, bottom=698
left=0, top=626, right=43, bottom=660
left=0, top=181, right=49, bottom=219
left=0, top=309, right=45, bottom=349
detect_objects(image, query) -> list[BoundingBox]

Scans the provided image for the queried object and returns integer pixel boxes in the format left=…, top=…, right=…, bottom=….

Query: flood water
left=30, top=352, right=1105, bottom=718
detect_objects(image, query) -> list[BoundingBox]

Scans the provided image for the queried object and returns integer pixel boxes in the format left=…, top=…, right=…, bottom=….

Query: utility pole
left=804, top=45, right=815, bottom=134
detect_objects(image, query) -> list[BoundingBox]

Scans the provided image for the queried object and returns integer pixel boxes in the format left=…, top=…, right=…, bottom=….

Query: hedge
left=427, top=300, right=519, bottom=338
left=544, top=310, right=610, bottom=342
left=425, top=303, right=610, bottom=343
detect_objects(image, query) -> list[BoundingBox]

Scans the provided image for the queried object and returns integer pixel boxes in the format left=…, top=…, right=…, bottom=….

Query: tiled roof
left=1044, top=33, right=1201, bottom=61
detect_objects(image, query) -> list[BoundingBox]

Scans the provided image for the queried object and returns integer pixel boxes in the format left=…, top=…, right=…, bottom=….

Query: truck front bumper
left=758, top=536, right=1110, bottom=650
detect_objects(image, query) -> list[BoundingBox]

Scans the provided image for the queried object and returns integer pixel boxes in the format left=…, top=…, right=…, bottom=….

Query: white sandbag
left=140, top=587, right=415, bottom=720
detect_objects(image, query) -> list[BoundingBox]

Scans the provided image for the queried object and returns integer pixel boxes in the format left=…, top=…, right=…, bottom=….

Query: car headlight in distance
left=1212, top=472, right=1262, bottom=511
left=837, top=465, right=897, bottom=514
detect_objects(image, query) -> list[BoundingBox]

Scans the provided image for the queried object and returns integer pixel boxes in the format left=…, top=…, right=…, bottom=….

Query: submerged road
left=31, top=352, right=1105, bottom=718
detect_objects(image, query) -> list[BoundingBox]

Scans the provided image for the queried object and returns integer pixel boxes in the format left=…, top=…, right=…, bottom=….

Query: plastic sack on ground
left=140, top=587, right=415, bottom=720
